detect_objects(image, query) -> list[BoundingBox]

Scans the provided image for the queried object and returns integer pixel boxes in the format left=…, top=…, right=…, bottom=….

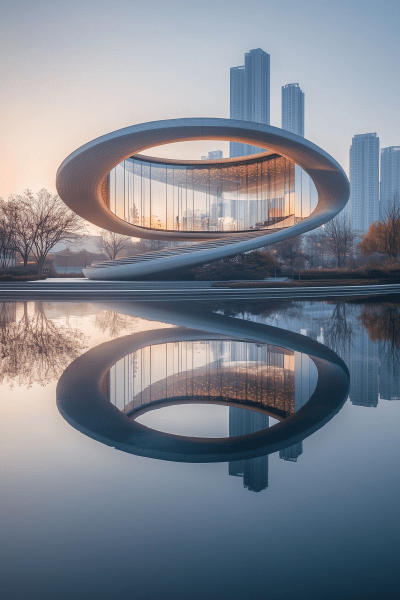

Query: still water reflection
left=56, top=310, right=349, bottom=464
left=1, top=298, right=400, bottom=600
left=107, top=337, right=318, bottom=492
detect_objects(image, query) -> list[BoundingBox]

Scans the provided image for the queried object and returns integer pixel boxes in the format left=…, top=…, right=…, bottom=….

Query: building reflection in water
left=228, top=409, right=269, bottom=492
left=108, top=339, right=318, bottom=492
left=260, top=300, right=400, bottom=406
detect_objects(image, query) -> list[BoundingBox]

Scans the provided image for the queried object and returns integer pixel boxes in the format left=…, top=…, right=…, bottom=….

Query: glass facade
left=107, top=154, right=318, bottom=233
left=108, top=340, right=317, bottom=419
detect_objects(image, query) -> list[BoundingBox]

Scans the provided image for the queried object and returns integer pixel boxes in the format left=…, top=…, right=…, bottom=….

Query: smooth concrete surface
left=0, top=281, right=399, bottom=301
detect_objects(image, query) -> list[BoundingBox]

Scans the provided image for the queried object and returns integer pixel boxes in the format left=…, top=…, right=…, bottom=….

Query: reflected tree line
left=0, top=302, right=87, bottom=388
left=212, top=298, right=400, bottom=396
left=0, top=303, right=142, bottom=387
left=1, top=300, right=400, bottom=391
left=360, top=301, right=400, bottom=372
left=324, top=302, right=355, bottom=356
left=95, top=310, right=141, bottom=338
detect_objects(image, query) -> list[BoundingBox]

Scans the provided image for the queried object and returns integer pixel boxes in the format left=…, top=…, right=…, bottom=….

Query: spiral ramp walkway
left=83, top=231, right=279, bottom=280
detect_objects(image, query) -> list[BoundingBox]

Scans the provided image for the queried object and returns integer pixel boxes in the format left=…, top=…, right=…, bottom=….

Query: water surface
left=1, top=298, right=399, bottom=600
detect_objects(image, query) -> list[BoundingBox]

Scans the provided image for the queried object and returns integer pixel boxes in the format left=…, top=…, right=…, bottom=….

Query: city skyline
left=1, top=0, right=399, bottom=207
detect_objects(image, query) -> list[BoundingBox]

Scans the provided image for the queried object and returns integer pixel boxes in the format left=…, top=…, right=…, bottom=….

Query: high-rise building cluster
left=229, top=48, right=305, bottom=158
left=227, top=48, right=400, bottom=234
left=347, top=134, right=400, bottom=234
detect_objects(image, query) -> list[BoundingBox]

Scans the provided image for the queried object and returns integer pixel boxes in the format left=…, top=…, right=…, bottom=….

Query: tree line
left=2, top=188, right=399, bottom=277
left=0, top=189, right=87, bottom=273
left=270, top=193, right=400, bottom=270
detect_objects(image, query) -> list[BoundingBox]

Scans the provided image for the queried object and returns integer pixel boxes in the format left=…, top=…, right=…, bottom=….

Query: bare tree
left=0, top=200, right=16, bottom=269
left=324, top=215, right=357, bottom=268
left=270, top=235, right=305, bottom=268
left=29, top=189, right=87, bottom=274
left=1, top=191, right=37, bottom=267
left=304, top=230, right=327, bottom=268
left=95, top=229, right=133, bottom=260
left=359, top=192, right=400, bottom=260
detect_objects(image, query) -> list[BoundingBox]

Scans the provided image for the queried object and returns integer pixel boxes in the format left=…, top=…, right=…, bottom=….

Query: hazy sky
left=1, top=0, right=399, bottom=202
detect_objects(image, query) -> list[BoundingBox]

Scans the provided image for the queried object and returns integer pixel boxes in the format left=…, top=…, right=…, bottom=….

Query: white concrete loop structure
left=56, top=118, right=349, bottom=280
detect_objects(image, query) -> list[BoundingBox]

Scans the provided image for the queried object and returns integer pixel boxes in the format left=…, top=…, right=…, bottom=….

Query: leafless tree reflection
left=95, top=310, right=141, bottom=338
left=0, top=302, right=87, bottom=388
left=324, top=302, right=355, bottom=357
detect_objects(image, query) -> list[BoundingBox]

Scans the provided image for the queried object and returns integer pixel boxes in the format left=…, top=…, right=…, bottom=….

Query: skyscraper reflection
left=261, top=300, right=400, bottom=408
left=350, top=328, right=379, bottom=407
left=228, top=408, right=269, bottom=492
left=279, top=442, right=303, bottom=462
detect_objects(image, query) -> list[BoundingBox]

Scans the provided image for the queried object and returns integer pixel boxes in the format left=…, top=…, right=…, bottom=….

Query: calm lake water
left=1, top=298, right=400, bottom=600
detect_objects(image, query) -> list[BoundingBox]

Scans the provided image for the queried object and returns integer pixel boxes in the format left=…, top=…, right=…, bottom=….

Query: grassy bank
left=0, top=274, right=47, bottom=282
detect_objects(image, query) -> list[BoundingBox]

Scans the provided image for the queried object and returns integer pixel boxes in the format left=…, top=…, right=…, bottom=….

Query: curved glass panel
left=107, top=154, right=318, bottom=233
left=107, top=340, right=318, bottom=419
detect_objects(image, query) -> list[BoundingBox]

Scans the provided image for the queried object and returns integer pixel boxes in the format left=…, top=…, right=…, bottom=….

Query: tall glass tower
left=229, top=66, right=245, bottom=158
left=348, top=133, right=380, bottom=234
left=230, top=48, right=270, bottom=158
left=380, top=146, right=400, bottom=218
left=282, top=83, right=304, bottom=137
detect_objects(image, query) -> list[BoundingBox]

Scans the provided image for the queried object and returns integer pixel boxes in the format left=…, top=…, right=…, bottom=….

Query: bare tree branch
left=95, top=229, right=133, bottom=260
left=324, top=215, right=357, bottom=268
left=29, top=189, right=88, bottom=273
left=1, top=191, right=37, bottom=266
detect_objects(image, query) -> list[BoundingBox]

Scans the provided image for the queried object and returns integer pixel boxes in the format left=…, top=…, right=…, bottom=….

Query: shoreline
left=0, top=280, right=399, bottom=302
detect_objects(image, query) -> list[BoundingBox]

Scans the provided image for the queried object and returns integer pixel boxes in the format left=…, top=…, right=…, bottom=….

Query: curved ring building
left=56, top=118, right=349, bottom=279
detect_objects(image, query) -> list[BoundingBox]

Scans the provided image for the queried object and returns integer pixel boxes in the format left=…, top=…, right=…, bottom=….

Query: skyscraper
left=348, top=133, right=380, bottom=234
left=229, top=65, right=245, bottom=158
left=380, top=146, right=400, bottom=218
left=282, top=83, right=304, bottom=137
left=230, top=48, right=270, bottom=158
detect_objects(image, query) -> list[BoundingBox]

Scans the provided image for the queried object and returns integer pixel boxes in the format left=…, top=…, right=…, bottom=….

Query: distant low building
left=51, top=235, right=103, bottom=254
left=201, top=150, right=223, bottom=160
